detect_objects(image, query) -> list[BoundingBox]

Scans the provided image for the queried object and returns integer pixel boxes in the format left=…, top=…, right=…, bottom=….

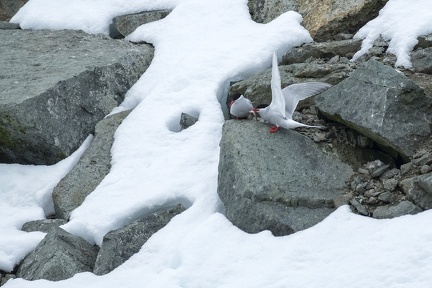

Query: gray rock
left=0, top=274, right=16, bottom=286
left=113, top=10, right=170, bottom=38
left=382, top=179, right=398, bottom=192
left=21, top=219, right=67, bottom=233
left=399, top=176, right=432, bottom=209
left=350, top=198, right=368, bottom=216
left=413, top=153, right=432, bottom=166
left=53, top=110, right=131, bottom=220
left=377, top=191, right=396, bottom=203
left=16, top=227, right=98, bottom=281
left=218, top=120, right=353, bottom=236
left=415, top=35, right=432, bottom=49
left=371, top=164, right=390, bottom=178
left=412, top=48, right=432, bottom=74
left=420, top=165, right=432, bottom=174
left=282, top=39, right=362, bottom=64
left=400, top=162, right=414, bottom=176
left=315, top=60, right=432, bottom=162
left=0, top=29, right=153, bottom=165
left=0, top=21, right=19, bottom=29
left=415, top=173, right=432, bottom=195
left=372, top=201, right=422, bottom=219
left=247, top=0, right=386, bottom=41
left=180, top=113, right=198, bottom=130
left=94, top=204, right=186, bottom=275
left=0, top=0, right=28, bottom=21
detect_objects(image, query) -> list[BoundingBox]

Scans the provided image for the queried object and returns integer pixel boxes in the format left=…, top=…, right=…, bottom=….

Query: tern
left=229, top=93, right=255, bottom=119
left=253, top=52, right=332, bottom=132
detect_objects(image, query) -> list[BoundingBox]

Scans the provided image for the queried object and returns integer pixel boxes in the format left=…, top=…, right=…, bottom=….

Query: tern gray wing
left=268, top=52, right=286, bottom=118
left=282, top=82, right=332, bottom=118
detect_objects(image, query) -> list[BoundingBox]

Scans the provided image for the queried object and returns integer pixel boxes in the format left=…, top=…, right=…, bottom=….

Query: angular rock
left=0, top=29, right=153, bottom=165
left=94, top=204, right=186, bottom=275
left=16, top=227, right=98, bottom=281
left=180, top=113, right=198, bottom=130
left=218, top=120, right=353, bottom=236
left=282, top=39, right=362, bottom=64
left=53, top=110, right=131, bottom=220
left=0, top=21, right=19, bottom=29
left=315, top=60, right=432, bottom=162
left=412, top=47, right=432, bottom=74
left=21, top=219, right=67, bottom=233
left=113, top=10, right=170, bottom=38
left=372, top=201, right=422, bottom=219
left=247, top=0, right=387, bottom=41
left=399, top=176, right=432, bottom=210
left=415, top=173, right=432, bottom=195
left=0, top=0, right=28, bottom=21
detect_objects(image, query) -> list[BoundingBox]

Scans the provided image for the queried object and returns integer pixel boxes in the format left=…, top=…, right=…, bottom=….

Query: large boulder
left=16, top=227, right=98, bottom=281
left=112, top=10, right=170, bottom=38
left=0, top=29, right=153, bottom=165
left=94, top=204, right=186, bottom=275
left=53, top=110, right=131, bottom=220
left=315, top=59, right=432, bottom=162
left=218, top=120, right=353, bottom=236
left=247, top=0, right=387, bottom=41
left=0, top=0, right=28, bottom=21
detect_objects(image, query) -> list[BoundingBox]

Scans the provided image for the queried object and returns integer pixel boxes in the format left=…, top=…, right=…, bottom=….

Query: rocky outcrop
left=0, top=29, right=153, bottom=165
left=247, top=0, right=387, bottom=41
left=0, top=0, right=28, bottom=21
left=218, top=120, right=353, bottom=236
left=112, top=10, right=170, bottom=38
left=94, top=204, right=186, bottom=275
left=52, top=110, right=131, bottom=220
left=315, top=59, right=432, bottom=162
left=16, top=227, right=98, bottom=281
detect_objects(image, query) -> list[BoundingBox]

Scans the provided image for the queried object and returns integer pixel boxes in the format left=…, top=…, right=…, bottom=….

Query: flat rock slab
left=0, top=29, right=153, bottom=165
left=113, top=10, right=170, bottom=38
left=315, top=60, right=432, bottom=162
left=218, top=120, right=353, bottom=236
left=53, top=110, right=131, bottom=220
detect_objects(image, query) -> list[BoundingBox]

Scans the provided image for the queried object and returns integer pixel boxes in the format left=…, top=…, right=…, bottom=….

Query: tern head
left=229, top=93, right=242, bottom=107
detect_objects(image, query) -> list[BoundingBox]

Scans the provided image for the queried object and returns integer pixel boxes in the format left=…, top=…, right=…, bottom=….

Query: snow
left=2, top=0, right=432, bottom=287
left=352, top=0, right=432, bottom=68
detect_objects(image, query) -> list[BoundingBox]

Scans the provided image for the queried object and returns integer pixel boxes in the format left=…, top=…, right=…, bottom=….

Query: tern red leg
left=269, top=126, right=279, bottom=133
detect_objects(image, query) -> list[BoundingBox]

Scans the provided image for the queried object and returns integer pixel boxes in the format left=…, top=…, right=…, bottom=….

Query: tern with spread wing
left=253, top=52, right=332, bottom=132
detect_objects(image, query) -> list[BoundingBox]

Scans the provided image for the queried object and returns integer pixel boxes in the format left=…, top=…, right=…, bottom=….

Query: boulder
left=53, top=110, right=131, bottom=220
left=315, top=59, right=432, bottom=162
left=16, top=227, right=98, bottom=281
left=112, top=10, right=170, bottom=38
left=94, top=204, right=186, bottom=275
left=399, top=175, right=432, bottom=210
left=0, top=29, right=153, bottom=165
left=372, top=201, right=422, bottom=219
left=217, top=120, right=353, bottom=236
left=0, top=0, right=28, bottom=21
left=411, top=47, right=432, bottom=74
left=247, top=0, right=387, bottom=41
left=21, top=219, right=67, bottom=233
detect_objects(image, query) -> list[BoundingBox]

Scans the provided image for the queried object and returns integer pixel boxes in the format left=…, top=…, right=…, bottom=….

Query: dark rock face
left=94, top=204, right=186, bottom=275
left=53, top=110, right=131, bottom=220
left=218, top=120, right=353, bottom=236
left=0, top=21, right=19, bottom=29
left=21, top=219, right=67, bottom=233
left=0, top=29, right=153, bottom=165
left=0, top=0, right=28, bottom=21
left=16, top=227, right=98, bottom=281
left=315, top=59, right=432, bottom=162
left=112, top=10, right=170, bottom=38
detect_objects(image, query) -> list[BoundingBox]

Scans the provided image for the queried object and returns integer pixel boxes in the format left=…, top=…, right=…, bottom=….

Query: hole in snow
left=166, top=110, right=200, bottom=132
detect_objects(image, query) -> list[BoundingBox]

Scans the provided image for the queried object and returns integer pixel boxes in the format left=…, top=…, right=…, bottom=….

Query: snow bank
left=353, top=0, right=432, bottom=68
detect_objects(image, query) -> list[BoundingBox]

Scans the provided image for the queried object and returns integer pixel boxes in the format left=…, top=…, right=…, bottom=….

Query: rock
left=420, top=165, right=432, bottom=174
left=21, top=219, right=67, bottom=233
left=412, top=48, right=432, bottom=74
left=350, top=198, right=368, bottom=216
left=371, top=164, right=390, bottom=178
left=218, top=120, right=353, bottom=236
left=400, top=162, right=414, bottom=176
left=247, top=0, right=387, bottom=41
left=372, top=201, right=422, bottom=219
left=16, top=227, right=98, bottom=281
left=0, top=21, right=19, bottom=29
left=382, top=179, right=398, bottom=192
left=0, top=274, right=15, bottom=286
left=377, top=191, right=396, bottom=203
left=53, top=110, right=131, bottom=220
left=282, top=39, right=362, bottom=64
left=315, top=60, right=432, bottom=162
left=415, top=173, right=432, bottom=195
left=413, top=153, right=432, bottom=166
left=0, top=29, right=153, bottom=165
left=112, top=10, right=170, bottom=38
left=94, top=204, right=186, bottom=275
left=416, top=34, right=432, bottom=49
left=379, top=168, right=400, bottom=181
left=0, top=0, right=28, bottom=21
left=180, top=113, right=198, bottom=130
left=399, top=176, right=432, bottom=209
